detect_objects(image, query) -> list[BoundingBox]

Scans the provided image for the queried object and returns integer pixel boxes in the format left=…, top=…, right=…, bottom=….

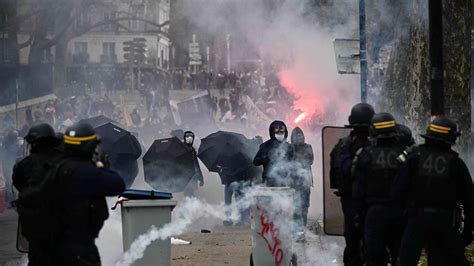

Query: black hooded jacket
left=290, top=127, right=314, bottom=188
left=253, top=121, right=293, bottom=186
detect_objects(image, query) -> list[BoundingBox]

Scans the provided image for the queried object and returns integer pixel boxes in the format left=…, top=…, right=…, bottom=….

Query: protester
left=253, top=120, right=293, bottom=187
left=182, top=131, right=204, bottom=197
left=290, top=127, right=314, bottom=242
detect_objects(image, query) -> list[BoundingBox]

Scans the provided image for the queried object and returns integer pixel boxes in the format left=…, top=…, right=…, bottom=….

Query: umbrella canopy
left=143, top=137, right=196, bottom=193
left=94, top=122, right=142, bottom=187
left=79, top=115, right=119, bottom=128
left=198, top=131, right=255, bottom=184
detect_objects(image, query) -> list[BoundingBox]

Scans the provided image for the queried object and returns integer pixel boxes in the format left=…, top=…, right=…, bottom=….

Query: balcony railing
left=72, top=53, right=89, bottom=64
left=100, top=54, right=118, bottom=64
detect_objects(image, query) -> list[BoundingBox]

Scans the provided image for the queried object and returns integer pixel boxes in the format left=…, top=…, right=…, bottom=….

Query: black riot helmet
left=397, top=124, right=415, bottom=147
left=25, top=123, right=57, bottom=144
left=370, top=112, right=399, bottom=139
left=347, top=103, right=375, bottom=127
left=420, top=116, right=460, bottom=145
left=63, top=122, right=99, bottom=156
left=184, top=131, right=195, bottom=146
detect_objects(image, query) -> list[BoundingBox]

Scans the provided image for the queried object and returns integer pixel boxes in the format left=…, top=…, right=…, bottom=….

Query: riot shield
left=322, top=126, right=352, bottom=236
left=16, top=221, right=29, bottom=253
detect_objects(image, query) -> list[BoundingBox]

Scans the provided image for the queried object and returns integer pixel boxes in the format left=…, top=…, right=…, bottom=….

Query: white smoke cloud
left=114, top=196, right=238, bottom=266
left=112, top=185, right=303, bottom=266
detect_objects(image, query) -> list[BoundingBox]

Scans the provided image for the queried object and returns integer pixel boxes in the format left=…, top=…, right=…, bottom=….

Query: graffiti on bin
left=256, top=206, right=284, bottom=266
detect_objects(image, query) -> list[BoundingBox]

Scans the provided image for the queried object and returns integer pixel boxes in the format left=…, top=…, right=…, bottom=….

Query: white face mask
left=275, top=133, right=285, bottom=141
left=185, top=136, right=194, bottom=144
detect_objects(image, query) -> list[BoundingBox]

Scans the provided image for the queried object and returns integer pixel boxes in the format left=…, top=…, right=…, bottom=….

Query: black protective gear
left=397, top=124, right=415, bottom=147
left=25, top=123, right=57, bottom=144
left=347, top=103, right=375, bottom=127
left=364, top=146, right=405, bottom=204
left=369, top=112, right=399, bottom=139
left=63, top=123, right=99, bottom=156
left=392, top=137, right=474, bottom=266
left=52, top=156, right=124, bottom=265
left=420, top=116, right=460, bottom=145
left=411, top=146, right=458, bottom=208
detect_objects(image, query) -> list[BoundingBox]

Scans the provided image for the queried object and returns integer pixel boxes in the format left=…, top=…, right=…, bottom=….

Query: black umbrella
left=143, top=137, right=196, bottom=193
left=198, top=131, right=254, bottom=184
left=94, top=122, right=142, bottom=187
left=79, top=115, right=119, bottom=128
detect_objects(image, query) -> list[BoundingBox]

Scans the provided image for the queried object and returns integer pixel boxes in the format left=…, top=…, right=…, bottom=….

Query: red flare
left=294, top=112, right=307, bottom=124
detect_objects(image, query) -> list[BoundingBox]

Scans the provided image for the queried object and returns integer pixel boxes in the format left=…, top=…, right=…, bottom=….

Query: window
left=75, top=13, right=90, bottom=29
left=103, top=11, right=116, bottom=31
left=73, top=42, right=88, bottom=64
left=101, top=42, right=116, bottom=64
left=129, top=5, right=145, bottom=31
left=74, top=42, right=88, bottom=54
left=103, top=42, right=115, bottom=57
left=0, top=13, right=8, bottom=28
left=41, top=47, right=52, bottom=63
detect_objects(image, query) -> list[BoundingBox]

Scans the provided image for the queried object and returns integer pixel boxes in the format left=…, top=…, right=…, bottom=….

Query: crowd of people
left=330, top=103, right=474, bottom=265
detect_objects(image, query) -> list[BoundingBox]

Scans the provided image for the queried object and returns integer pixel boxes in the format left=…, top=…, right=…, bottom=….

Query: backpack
left=17, top=156, right=73, bottom=240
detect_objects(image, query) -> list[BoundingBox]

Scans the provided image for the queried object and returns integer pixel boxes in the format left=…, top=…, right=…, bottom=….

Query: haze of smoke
left=4, top=255, right=28, bottom=266
left=115, top=185, right=299, bottom=266
left=299, top=232, right=344, bottom=266
left=115, top=197, right=238, bottom=266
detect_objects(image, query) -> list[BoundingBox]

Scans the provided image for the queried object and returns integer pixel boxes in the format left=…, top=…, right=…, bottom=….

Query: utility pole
left=15, top=79, right=19, bottom=130
left=428, top=0, right=444, bottom=116
left=359, top=0, right=367, bottom=103
left=226, top=34, right=231, bottom=72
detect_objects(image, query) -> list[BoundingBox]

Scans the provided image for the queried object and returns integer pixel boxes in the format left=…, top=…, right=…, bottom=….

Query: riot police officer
left=392, top=117, right=474, bottom=266
left=330, top=103, right=375, bottom=266
left=53, top=122, right=125, bottom=265
left=352, top=113, right=405, bottom=265
left=13, top=123, right=62, bottom=266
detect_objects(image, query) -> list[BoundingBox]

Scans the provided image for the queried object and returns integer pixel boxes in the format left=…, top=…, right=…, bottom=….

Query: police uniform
left=392, top=117, right=474, bottom=266
left=53, top=123, right=125, bottom=266
left=352, top=113, right=405, bottom=265
left=330, top=103, right=375, bottom=266
left=13, top=123, right=63, bottom=266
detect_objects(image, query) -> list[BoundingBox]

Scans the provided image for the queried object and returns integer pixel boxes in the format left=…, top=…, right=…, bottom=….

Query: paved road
left=0, top=210, right=25, bottom=266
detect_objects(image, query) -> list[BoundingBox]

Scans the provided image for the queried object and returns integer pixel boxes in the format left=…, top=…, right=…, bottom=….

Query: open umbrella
left=79, top=115, right=119, bottom=128
left=143, top=137, right=196, bottom=193
left=198, top=131, right=254, bottom=184
left=94, top=122, right=142, bottom=187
